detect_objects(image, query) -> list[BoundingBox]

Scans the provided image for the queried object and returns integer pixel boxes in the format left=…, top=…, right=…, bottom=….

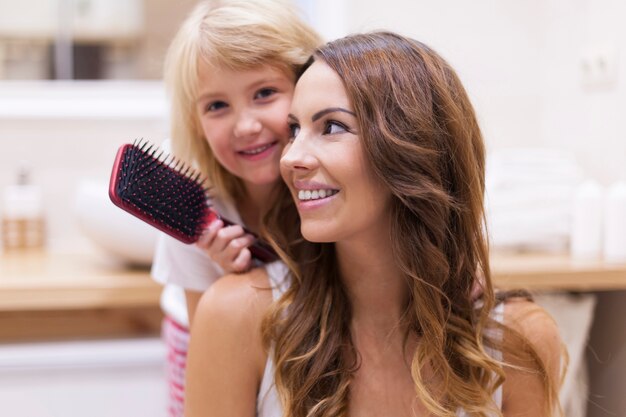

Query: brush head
left=109, top=140, right=213, bottom=244
left=109, top=140, right=278, bottom=263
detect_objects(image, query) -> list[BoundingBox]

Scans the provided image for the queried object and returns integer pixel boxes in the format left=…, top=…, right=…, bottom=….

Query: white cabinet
left=0, top=338, right=167, bottom=417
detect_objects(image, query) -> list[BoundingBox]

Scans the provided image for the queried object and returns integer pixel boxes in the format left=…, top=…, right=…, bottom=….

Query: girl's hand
left=196, top=220, right=256, bottom=273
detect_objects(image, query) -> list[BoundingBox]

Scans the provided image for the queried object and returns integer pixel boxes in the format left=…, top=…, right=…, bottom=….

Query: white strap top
left=256, top=265, right=504, bottom=417
left=257, top=261, right=289, bottom=417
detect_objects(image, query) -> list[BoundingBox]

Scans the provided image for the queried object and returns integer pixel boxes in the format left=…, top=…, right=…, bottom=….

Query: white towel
left=485, top=148, right=584, bottom=251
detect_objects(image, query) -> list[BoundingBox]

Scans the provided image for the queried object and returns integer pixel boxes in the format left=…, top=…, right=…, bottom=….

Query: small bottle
left=1, top=164, right=46, bottom=251
left=570, top=180, right=604, bottom=260
left=604, top=181, right=626, bottom=263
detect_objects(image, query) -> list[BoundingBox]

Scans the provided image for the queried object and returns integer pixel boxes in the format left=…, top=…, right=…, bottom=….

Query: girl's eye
left=288, top=122, right=300, bottom=140
left=255, top=88, right=276, bottom=100
left=206, top=101, right=228, bottom=112
left=323, top=120, right=348, bottom=135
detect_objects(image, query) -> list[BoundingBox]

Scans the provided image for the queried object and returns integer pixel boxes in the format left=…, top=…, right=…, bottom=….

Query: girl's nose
left=233, top=109, right=262, bottom=139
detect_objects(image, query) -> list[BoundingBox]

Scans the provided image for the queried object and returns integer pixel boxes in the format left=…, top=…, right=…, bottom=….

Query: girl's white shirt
left=150, top=196, right=242, bottom=327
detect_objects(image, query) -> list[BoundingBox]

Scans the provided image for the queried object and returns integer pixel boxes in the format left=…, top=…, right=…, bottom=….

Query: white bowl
left=73, top=179, right=158, bottom=266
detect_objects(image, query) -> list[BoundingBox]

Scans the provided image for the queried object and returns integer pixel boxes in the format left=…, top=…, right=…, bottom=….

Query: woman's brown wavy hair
left=262, top=31, right=563, bottom=417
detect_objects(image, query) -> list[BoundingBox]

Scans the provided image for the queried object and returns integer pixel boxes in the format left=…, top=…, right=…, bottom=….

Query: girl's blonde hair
left=163, top=0, right=321, bottom=201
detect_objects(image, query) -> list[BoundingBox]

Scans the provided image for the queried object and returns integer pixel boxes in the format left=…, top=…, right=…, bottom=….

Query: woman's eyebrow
left=311, top=107, right=355, bottom=122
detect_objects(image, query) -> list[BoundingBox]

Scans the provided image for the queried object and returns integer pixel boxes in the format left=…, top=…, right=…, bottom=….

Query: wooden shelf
left=0, top=250, right=163, bottom=342
left=0, top=307, right=162, bottom=343
left=491, top=252, right=626, bottom=291
left=2, top=251, right=626, bottom=314
left=0, top=250, right=161, bottom=312
left=0, top=249, right=624, bottom=342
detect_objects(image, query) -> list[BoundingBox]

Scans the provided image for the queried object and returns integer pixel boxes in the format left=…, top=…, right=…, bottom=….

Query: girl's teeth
left=298, top=189, right=338, bottom=201
left=241, top=143, right=272, bottom=155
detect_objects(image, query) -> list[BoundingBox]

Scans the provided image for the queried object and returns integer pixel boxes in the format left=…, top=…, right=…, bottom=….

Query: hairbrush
left=109, top=140, right=278, bottom=263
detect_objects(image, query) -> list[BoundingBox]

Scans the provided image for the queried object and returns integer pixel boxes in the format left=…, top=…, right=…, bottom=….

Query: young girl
left=185, top=32, right=565, bottom=417
left=149, top=1, right=321, bottom=415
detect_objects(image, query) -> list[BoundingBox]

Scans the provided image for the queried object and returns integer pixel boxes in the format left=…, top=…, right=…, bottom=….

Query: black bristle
left=110, top=140, right=278, bottom=262
left=114, top=142, right=209, bottom=241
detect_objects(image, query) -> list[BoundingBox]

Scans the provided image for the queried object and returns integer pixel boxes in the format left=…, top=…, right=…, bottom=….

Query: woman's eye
left=323, top=120, right=348, bottom=135
left=255, top=88, right=276, bottom=100
left=205, top=101, right=228, bottom=112
left=288, top=123, right=300, bottom=140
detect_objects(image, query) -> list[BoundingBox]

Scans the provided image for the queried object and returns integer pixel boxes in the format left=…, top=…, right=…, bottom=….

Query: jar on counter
left=1, top=164, right=46, bottom=251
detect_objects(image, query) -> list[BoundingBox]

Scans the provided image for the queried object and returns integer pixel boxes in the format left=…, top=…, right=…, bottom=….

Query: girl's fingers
left=211, top=225, right=246, bottom=252
left=230, top=248, right=252, bottom=273
left=197, top=220, right=224, bottom=248
left=198, top=224, right=255, bottom=273
left=221, top=234, right=255, bottom=272
left=227, top=234, right=256, bottom=252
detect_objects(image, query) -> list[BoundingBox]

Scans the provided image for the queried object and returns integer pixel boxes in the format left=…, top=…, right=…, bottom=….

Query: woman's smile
left=281, top=60, right=391, bottom=243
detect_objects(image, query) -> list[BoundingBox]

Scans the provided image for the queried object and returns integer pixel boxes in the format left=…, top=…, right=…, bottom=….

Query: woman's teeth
left=298, top=189, right=339, bottom=201
left=240, top=143, right=273, bottom=155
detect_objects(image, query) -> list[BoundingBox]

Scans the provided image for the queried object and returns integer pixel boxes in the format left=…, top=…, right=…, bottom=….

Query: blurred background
left=0, top=1, right=624, bottom=416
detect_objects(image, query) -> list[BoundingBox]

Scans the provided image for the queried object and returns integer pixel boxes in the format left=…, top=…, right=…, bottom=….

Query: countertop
left=0, top=250, right=161, bottom=312
left=490, top=251, right=626, bottom=291
left=1, top=249, right=625, bottom=342
left=2, top=250, right=626, bottom=312
left=0, top=250, right=162, bottom=342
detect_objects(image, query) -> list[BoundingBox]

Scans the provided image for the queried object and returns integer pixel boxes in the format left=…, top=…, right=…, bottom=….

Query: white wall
left=340, top=0, right=545, bottom=151
left=313, top=0, right=625, bottom=185
left=540, top=0, right=626, bottom=185
left=538, top=3, right=626, bottom=415
left=0, top=81, right=168, bottom=250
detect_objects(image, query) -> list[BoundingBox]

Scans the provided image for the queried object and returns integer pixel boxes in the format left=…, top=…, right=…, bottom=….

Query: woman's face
left=281, top=60, right=391, bottom=243
left=195, top=61, right=294, bottom=190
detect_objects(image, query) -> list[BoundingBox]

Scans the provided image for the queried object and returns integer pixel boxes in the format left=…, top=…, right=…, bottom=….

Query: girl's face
left=195, top=61, right=294, bottom=190
left=281, top=61, right=391, bottom=243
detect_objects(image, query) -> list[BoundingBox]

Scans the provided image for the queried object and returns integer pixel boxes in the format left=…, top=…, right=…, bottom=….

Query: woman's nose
left=280, top=134, right=317, bottom=172
left=233, top=109, right=262, bottom=139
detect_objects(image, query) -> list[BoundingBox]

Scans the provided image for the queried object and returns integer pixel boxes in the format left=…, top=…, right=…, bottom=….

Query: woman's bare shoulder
left=503, top=298, right=561, bottom=350
left=196, top=266, right=275, bottom=321
left=501, top=298, right=564, bottom=416
left=185, top=267, right=274, bottom=417
left=192, top=267, right=275, bottom=360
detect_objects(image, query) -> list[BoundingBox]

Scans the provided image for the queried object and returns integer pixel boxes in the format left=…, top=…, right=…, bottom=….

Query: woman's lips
left=297, top=189, right=339, bottom=200
left=295, top=188, right=340, bottom=211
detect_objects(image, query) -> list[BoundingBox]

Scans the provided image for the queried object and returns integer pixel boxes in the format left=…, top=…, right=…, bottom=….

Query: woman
left=185, top=32, right=565, bottom=417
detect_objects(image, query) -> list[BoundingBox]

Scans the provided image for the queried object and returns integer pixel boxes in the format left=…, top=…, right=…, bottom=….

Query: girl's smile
left=195, top=62, right=294, bottom=192
left=236, top=140, right=280, bottom=161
